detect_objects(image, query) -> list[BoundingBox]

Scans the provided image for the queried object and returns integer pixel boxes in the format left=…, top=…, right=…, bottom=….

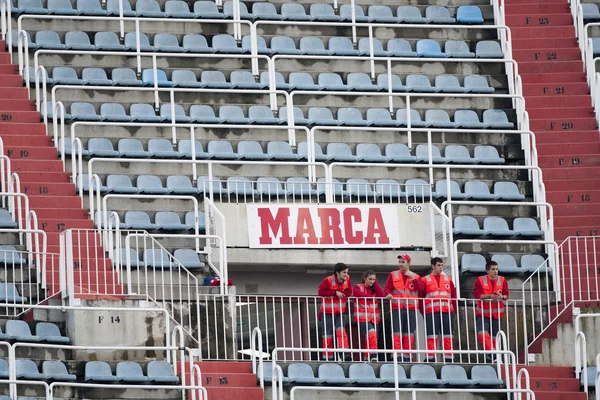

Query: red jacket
left=473, top=275, right=509, bottom=300
left=419, top=274, right=458, bottom=312
left=384, top=271, right=424, bottom=296
left=353, top=281, right=385, bottom=298
left=318, top=276, right=353, bottom=297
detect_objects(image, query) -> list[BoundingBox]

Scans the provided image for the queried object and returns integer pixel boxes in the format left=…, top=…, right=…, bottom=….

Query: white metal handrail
left=576, top=331, right=588, bottom=392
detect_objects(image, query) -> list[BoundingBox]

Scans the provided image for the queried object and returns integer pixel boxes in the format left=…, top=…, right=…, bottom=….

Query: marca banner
left=247, top=204, right=400, bottom=248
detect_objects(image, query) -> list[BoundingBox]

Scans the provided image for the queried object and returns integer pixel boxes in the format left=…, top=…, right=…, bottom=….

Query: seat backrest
left=347, top=72, right=373, bottom=86
left=117, top=361, right=145, bottom=377
left=513, top=217, right=540, bottom=232
left=338, top=108, right=364, bottom=122
left=227, top=176, right=254, bottom=192
left=476, top=41, right=502, bottom=56
left=406, top=74, right=432, bottom=88
left=201, top=70, right=227, bottom=84
left=148, top=138, right=174, bottom=153
left=416, top=39, right=443, bottom=54
left=445, top=145, right=471, bottom=159
left=71, top=102, right=98, bottom=117
left=219, top=105, right=246, bottom=119
left=281, top=3, right=307, bottom=17
left=300, top=36, right=326, bottom=52
left=329, top=36, right=354, bottom=50
left=406, top=179, right=431, bottom=196
left=107, top=174, right=134, bottom=188
left=36, top=30, right=62, bottom=45
left=78, top=0, right=103, bottom=12
left=366, top=108, right=392, bottom=122
left=318, top=363, right=347, bottom=379
left=125, top=210, right=152, bottom=225
left=318, top=72, right=344, bottom=86
left=327, top=142, right=353, bottom=157
left=248, top=105, right=274, bottom=119
left=183, top=34, right=209, bottom=50
left=190, top=105, right=217, bottom=119
left=238, top=140, right=265, bottom=155
left=411, top=364, right=438, bottom=380
left=426, top=5, right=452, bottom=19
left=297, top=141, right=324, bottom=158
left=165, top=0, right=190, bottom=13
left=42, top=360, right=69, bottom=375
left=147, top=360, right=176, bottom=379
left=130, top=103, right=157, bottom=118
left=136, top=0, right=161, bottom=12
left=159, top=104, right=187, bottom=119
left=155, top=211, right=182, bottom=225
left=155, top=33, right=180, bottom=48
left=441, top=365, right=468, bottom=382
left=471, top=365, right=499, bottom=381
left=112, top=68, right=139, bottom=82
left=465, top=181, right=491, bottom=195
left=16, top=359, right=39, bottom=375
left=388, top=38, right=413, bottom=53
left=253, top=1, right=277, bottom=15
left=445, top=40, right=470, bottom=54
left=65, top=31, right=92, bottom=46
left=457, top=5, right=483, bottom=21
left=340, top=4, right=364, bottom=19
left=454, top=110, right=480, bottom=124
left=82, top=67, right=108, bottom=81
left=271, top=36, right=297, bottom=51
left=6, top=320, right=33, bottom=336
left=356, top=143, right=383, bottom=157
left=491, top=253, right=518, bottom=268
left=308, top=107, right=335, bottom=121
left=166, top=175, right=193, bottom=190
left=280, top=106, right=306, bottom=122
left=137, top=175, right=164, bottom=189
left=213, top=33, right=238, bottom=50
left=483, top=216, right=510, bottom=232
left=208, top=140, right=235, bottom=154
left=521, top=254, right=546, bottom=271
left=464, top=75, right=491, bottom=90
left=358, top=38, right=384, bottom=54
left=435, top=75, right=461, bottom=90
left=35, top=322, right=63, bottom=338
left=474, top=145, right=501, bottom=160
left=231, top=70, right=256, bottom=84
left=52, top=66, right=78, bottom=80
left=107, top=0, right=132, bottom=12
left=385, top=143, right=411, bottom=157
left=173, top=248, right=201, bottom=263
left=368, top=4, right=393, bottom=17
left=415, top=144, right=442, bottom=158
left=454, top=216, right=479, bottom=231
left=266, top=141, right=293, bottom=157
left=348, top=363, right=376, bottom=380
left=288, top=363, right=315, bottom=380
left=377, top=73, right=403, bottom=88
left=0, top=283, right=19, bottom=299
left=483, top=109, right=510, bottom=124
left=380, top=364, right=408, bottom=381
left=86, top=361, right=114, bottom=378
left=289, top=72, right=315, bottom=86
left=425, top=109, right=451, bottom=123
left=194, top=0, right=219, bottom=13
left=125, top=32, right=151, bottom=48
left=398, top=5, right=422, bottom=18
left=310, top=3, right=336, bottom=17
left=143, top=248, right=171, bottom=264
left=172, top=69, right=198, bottom=84
left=223, top=0, right=249, bottom=15
left=242, top=35, right=267, bottom=52
left=493, top=181, right=521, bottom=195
left=396, top=109, right=423, bottom=124
left=48, top=0, right=73, bottom=10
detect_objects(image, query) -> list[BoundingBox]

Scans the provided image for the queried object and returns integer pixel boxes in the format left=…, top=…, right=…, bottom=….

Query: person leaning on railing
left=317, top=262, right=353, bottom=362
left=474, top=260, right=509, bottom=363
left=352, top=270, right=385, bottom=363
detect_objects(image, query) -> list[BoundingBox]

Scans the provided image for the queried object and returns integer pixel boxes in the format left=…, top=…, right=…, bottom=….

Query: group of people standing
left=318, top=254, right=508, bottom=362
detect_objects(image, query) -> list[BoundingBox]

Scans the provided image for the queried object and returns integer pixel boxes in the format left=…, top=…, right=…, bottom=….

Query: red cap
left=397, top=254, right=411, bottom=262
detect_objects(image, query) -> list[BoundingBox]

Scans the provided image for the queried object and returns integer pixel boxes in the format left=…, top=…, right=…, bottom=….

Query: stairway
left=0, top=41, right=122, bottom=299
left=517, top=366, right=586, bottom=400
left=181, top=361, right=263, bottom=400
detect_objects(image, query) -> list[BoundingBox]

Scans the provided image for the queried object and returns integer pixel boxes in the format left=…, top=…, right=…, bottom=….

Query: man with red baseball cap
left=384, top=253, right=424, bottom=361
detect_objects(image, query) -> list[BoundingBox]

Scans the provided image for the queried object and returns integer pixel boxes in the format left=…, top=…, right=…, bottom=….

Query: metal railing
left=204, top=197, right=227, bottom=289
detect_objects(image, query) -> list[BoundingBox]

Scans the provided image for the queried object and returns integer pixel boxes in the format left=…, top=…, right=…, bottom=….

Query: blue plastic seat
left=494, top=181, right=525, bottom=200
left=52, top=67, right=83, bottom=85
left=219, top=105, right=249, bottom=124
left=425, top=110, right=456, bottom=128
left=358, top=38, right=387, bottom=57
left=36, top=322, right=69, bottom=344
left=465, top=75, right=494, bottom=94
left=77, top=0, right=106, bottom=15
left=213, top=33, right=242, bottom=54
left=194, top=1, right=223, bottom=18
left=338, top=108, right=370, bottom=126
left=379, top=364, right=413, bottom=385
left=373, top=179, right=402, bottom=199
left=476, top=41, right=503, bottom=58
left=201, top=70, right=232, bottom=89
left=435, top=75, right=465, bottom=93
left=166, top=175, right=197, bottom=194
left=16, top=360, right=46, bottom=380
left=484, top=217, right=514, bottom=237
left=491, top=254, right=521, bottom=274
left=148, top=138, right=180, bottom=158
left=367, top=108, right=398, bottom=127
left=165, top=0, right=194, bottom=18
left=357, top=143, right=387, bottom=162
left=406, top=179, right=434, bottom=198
left=297, top=141, right=329, bottom=162
left=329, top=37, right=359, bottom=56
left=248, top=105, right=279, bottom=124
left=183, top=34, right=213, bottom=53
left=426, top=6, right=455, bottom=24
left=107, top=174, right=137, bottom=194
left=521, top=255, right=547, bottom=274
left=0, top=211, right=17, bottom=229
left=385, top=143, right=416, bottom=163
left=106, top=0, right=136, bottom=16
left=310, top=3, right=340, bottom=21
left=144, top=249, right=173, bottom=268
left=0, top=361, right=10, bottom=378
left=118, top=138, right=150, bottom=157
left=136, top=0, right=165, bottom=17
left=308, top=107, right=338, bottom=126
left=35, top=31, right=65, bottom=50
left=42, top=101, right=72, bottom=120
left=406, top=74, right=436, bottom=92
left=231, top=71, right=263, bottom=89
left=65, top=31, right=95, bottom=50
left=483, top=109, right=514, bottom=129
left=349, top=364, right=381, bottom=385
left=77, top=174, right=107, bottom=194
left=71, top=102, right=102, bottom=121
left=87, top=138, right=119, bottom=158
left=471, top=365, right=503, bottom=386
left=147, top=361, right=180, bottom=384
left=457, top=6, right=483, bottom=24
left=190, top=105, right=220, bottom=124
left=411, top=364, right=442, bottom=386
left=223, top=1, right=252, bottom=19
left=316, top=178, right=346, bottom=198
left=116, top=361, right=149, bottom=382
left=416, top=39, right=446, bottom=57
left=42, top=361, right=76, bottom=381
left=415, top=144, right=446, bottom=163
left=177, top=140, right=209, bottom=160
left=260, top=71, right=289, bottom=90
left=582, top=4, right=600, bottom=21
left=319, top=73, right=349, bottom=91
left=172, top=70, right=203, bottom=88
left=208, top=140, right=239, bottom=159
left=300, top=37, right=330, bottom=56
left=368, top=5, right=398, bottom=23
left=124, top=32, right=154, bottom=51
left=173, top=249, right=205, bottom=269
left=514, top=218, right=543, bottom=237
left=159, top=104, right=190, bottom=123
left=252, top=2, right=281, bottom=20
left=17, top=0, right=47, bottom=14
left=271, top=36, right=301, bottom=55
left=340, top=4, right=369, bottom=22
left=280, top=2, right=309, bottom=20
left=155, top=212, right=186, bottom=231
left=238, top=140, right=269, bottom=160
left=11, top=31, right=36, bottom=50
left=137, top=175, right=168, bottom=194
left=318, top=364, right=350, bottom=385
left=130, top=104, right=163, bottom=123
left=397, top=5, right=426, bottom=23
left=197, top=176, right=225, bottom=196
left=86, top=361, right=118, bottom=382
left=288, top=363, right=321, bottom=384
left=396, top=109, right=428, bottom=127
left=280, top=106, right=310, bottom=126
left=455, top=110, right=486, bottom=129
left=125, top=211, right=156, bottom=230
left=289, top=72, right=319, bottom=91
left=0, top=283, right=27, bottom=302
left=441, top=365, right=472, bottom=386
left=286, top=177, right=317, bottom=198
left=57, top=138, right=88, bottom=157
left=154, top=33, right=183, bottom=52
left=453, top=216, right=484, bottom=236
left=445, top=40, right=474, bottom=58
left=94, top=210, right=125, bottom=229
left=474, top=145, right=504, bottom=164
left=327, top=142, right=357, bottom=162
left=257, top=177, right=286, bottom=197
left=7, top=320, right=41, bottom=341
left=387, top=38, right=417, bottom=57
left=227, top=176, right=257, bottom=197
left=242, top=35, right=270, bottom=54
left=82, top=68, right=112, bottom=85
left=347, top=73, right=379, bottom=91
left=112, top=68, right=142, bottom=86
left=94, top=31, right=125, bottom=50
left=346, top=178, right=377, bottom=199
left=377, top=74, right=406, bottom=92
left=445, top=145, right=476, bottom=164
left=464, top=181, right=496, bottom=200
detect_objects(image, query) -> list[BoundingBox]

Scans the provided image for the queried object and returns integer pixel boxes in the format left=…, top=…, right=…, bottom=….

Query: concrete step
left=516, top=366, right=575, bottom=379
left=518, top=61, right=584, bottom=74
left=28, top=195, right=82, bottom=209
left=190, top=362, right=253, bottom=374
left=0, top=75, right=24, bottom=87
left=19, top=182, right=76, bottom=197
left=0, top=111, right=39, bottom=123
left=0, top=135, right=52, bottom=147
left=525, top=95, right=591, bottom=108
left=554, top=215, right=600, bottom=227
left=505, top=4, right=570, bottom=14
left=512, top=26, right=575, bottom=39
left=0, top=54, right=10, bottom=64
left=526, top=377, right=582, bottom=392
left=537, top=142, right=600, bottom=154
left=515, top=48, right=583, bottom=62
left=522, top=82, right=589, bottom=96
left=538, top=154, right=600, bottom=168
left=527, top=107, right=595, bottom=119
left=203, top=387, right=263, bottom=400
left=0, top=99, right=34, bottom=111
left=555, top=226, right=600, bottom=238
left=545, top=179, right=600, bottom=191
left=534, top=130, right=600, bottom=144
left=506, top=14, right=574, bottom=26
left=5, top=146, right=58, bottom=160
left=185, top=372, right=257, bottom=387
left=0, top=87, right=29, bottom=100
left=526, top=392, right=586, bottom=400
left=0, top=123, right=46, bottom=135
left=28, top=208, right=88, bottom=219
left=10, top=159, right=65, bottom=172
left=520, top=72, right=587, bottom=84
left=544, top=166, right=600, bottom=180
left=529, top=118, right=597, bottom=131
left=554, top=203, right=600, bottom=216
left=0, top=65, right=18, bottom=74
left=15, top=171, right=70, bottom=182
left=513, top=38, right=579, bottom=50
left=34, top=218, right=94, bottom=233
left=545, top=189, right=600, bottom=204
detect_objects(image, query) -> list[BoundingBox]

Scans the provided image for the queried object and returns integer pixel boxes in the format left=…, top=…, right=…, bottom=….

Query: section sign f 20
left=247, top=205, right=400, bottom=248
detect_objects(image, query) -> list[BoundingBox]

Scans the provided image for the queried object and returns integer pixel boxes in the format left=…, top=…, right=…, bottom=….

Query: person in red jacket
left=474, top=260, right=509, bottom=363
left=353, top=270, right=385, bottom=362
left=384, top=254, right=424, bottom=362
left=318, top=262, right=352, bottom=361
left=420, top=257, right=457, bottom=363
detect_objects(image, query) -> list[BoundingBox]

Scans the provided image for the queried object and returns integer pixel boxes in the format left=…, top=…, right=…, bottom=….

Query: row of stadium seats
left=40, top=68, right=496, bottom=94
left=65, top=139, right=506, bottom=165
left=264, top=363, right=502, bottom=386
left=116, top=247, right=206, bottom=269
left=0, top=320, right=68, bottom=343
left=12, top=0, right=483, bottom=25
left=47, top=103, right=515, bottom=129
left=461, top=253, right=546, bottom=274
left=83, top=175, right=525, bottom=201
left=454, top=216, right=543, bottom=237
left=16, top=31, right=503, bottom=59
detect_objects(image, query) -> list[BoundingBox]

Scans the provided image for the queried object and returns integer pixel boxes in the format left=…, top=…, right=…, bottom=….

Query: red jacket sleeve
left=502, top=278, right=509, bottom=300
left=473, top=277, right=483, bottom=299
left=384, top=273, right=394, bottom=296
left=353, top=284, right=365, bottom=297
left=372, top=281, right=385, bottom=297
left=343, top=277, right=352, bottom=297
left=450, top=279, right=458, bottom=310
left=411, top=274, right=424, bottom=293
left=318, top=277, right=336, bottom=297
left=418, top=276, right=428, bottom=298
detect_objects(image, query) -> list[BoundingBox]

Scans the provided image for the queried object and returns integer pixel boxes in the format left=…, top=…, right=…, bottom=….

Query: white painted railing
left=574, top=312, right=600, bottom=394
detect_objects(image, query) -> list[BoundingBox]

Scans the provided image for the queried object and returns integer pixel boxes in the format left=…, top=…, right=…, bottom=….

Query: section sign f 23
left=247, top=204, right=400, bottom=248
